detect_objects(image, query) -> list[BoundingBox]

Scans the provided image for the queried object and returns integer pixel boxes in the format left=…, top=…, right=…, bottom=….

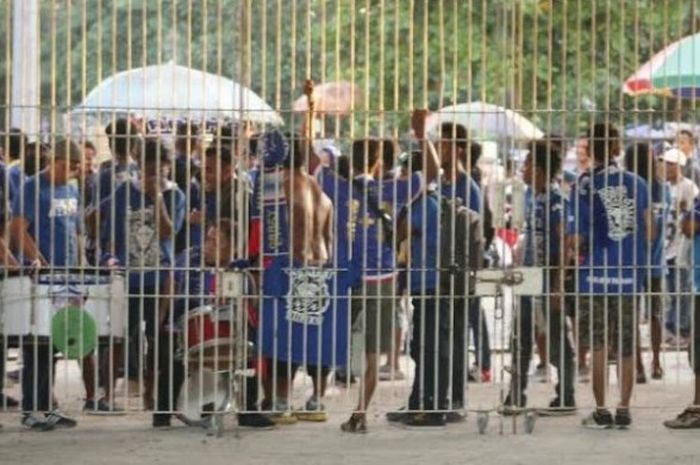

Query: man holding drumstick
left=10, top=138, right=82, bottom=431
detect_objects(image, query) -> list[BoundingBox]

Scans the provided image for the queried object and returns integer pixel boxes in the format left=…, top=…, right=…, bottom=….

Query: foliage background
left=1, top=0, right=699, bottom=137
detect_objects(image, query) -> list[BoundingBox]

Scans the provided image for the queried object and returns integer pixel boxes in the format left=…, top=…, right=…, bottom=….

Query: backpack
left=436, top=193, right=483, bottom=295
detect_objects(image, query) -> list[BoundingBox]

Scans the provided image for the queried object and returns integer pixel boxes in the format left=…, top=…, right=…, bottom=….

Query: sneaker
left=152, top=414, right=172, bottom=428
left=45, top=410, right=77, bottom=429
left=664, top=408, right=700, bottom=429
left=22, top=413, right=55, bottom=432
left=262, top=400, right=298, bottom=425
left=651, top=365, right=664, bottom=380
left=83, top=398, right=125, bottom=415
left=468, top=365, right=491, bottom=383
left=340, top=413, right=368, bottom=434
left=334, top=369, right=357, bottom=387
left=444, top=410, right=467, bottom=423
left=294, top=397, right=328, bottom=422
left=581, top=409, right=614, bottom=429
left=386, top=407, right=409, bottom=423
left=378, top=365, right=406, bottom=381
left=636, top=370, right=647, bottom=384
left=0, top=394, right=19, bottom=409
left=238, top=413, right=276, bottom=430
left=537, top=397, right=577, bottom=417
left=399, top=413, right=446, bottom=429
left=614, top=408, right=632, bottom=429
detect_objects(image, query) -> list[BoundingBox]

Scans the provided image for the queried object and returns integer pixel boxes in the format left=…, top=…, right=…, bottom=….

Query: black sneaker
left=581, top=409, right=614, bottom=429
left=238, top=413, right=275, bottom=430
left=152, top=414, right=172, bottom=428
left=614, top=408, right=632, bottom=429
left=400, top=413, right=446, bottom=429
left=664, top=408, right=700, bottom=429
left=45, top=410, right=77, bottom=429
left=386, top=407, right=409, bottom=423
left=537, top=397, right=577, bottom=417
left=22, top=414, right=55, bottom=432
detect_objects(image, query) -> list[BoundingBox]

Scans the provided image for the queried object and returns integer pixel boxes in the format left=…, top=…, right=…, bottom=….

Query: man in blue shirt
left=10, top=139, right=82, bottom=431
left=568, top=123, right=651, bottom=429
left=664, top=197, right=700, bottom=428
left=436, top=123, right=491, bottom=383
left=503, top=140, right=576, bottom=416
left=95, top=138, right=186, bottom=409
left=93, top=119, right=140, bottom=208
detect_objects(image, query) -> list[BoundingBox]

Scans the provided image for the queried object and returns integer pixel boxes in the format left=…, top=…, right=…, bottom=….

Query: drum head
left=51, top=307, right=98, bottom=359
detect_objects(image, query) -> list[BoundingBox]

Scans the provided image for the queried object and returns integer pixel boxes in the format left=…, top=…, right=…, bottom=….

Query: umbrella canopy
left=425, top=102, right=544, bottom=141
left=68, top=61, right=282, bottom=125
left=624, top=32, right=700, bottom=98
left=292, top=81, right=362, bottom=116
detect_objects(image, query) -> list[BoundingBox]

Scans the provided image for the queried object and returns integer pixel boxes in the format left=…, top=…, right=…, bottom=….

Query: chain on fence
left=0, top=0, right=700, bottom=435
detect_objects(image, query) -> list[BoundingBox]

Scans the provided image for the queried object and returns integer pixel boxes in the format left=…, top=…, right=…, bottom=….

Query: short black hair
left=381, top=138, right=397, bottom=172
left=624, top=143, right=654, bottom=183
left=204, top=145, right=233, bottom=165
left=83, top=140, right=96, bottom=152
left=3, top=127, right=27, bottom=161
left=139, top=138, right=171, bottom=165
left=351, top=137, right=381, bottom=173
left=105, top=118, right=139, bottom=157
left=336, top=154, right=351, bottom=180
left=280, top=132, right=304, bottom=169
left=587, top=122, right=619, bottom=163
left=440, top=123, right=469, bottom=152
left=527, top=139, right=562, bottom=181
left=678, top=129, right=695, bottom=143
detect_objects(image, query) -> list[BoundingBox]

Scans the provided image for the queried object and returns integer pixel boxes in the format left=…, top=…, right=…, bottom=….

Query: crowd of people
left=0, top=108, right=700, bottom=434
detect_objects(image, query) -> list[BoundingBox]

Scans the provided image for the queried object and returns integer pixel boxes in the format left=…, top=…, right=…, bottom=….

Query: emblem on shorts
left=597, top=185, right=635, bottom=241
left=285, top=269, right=334, bottom=325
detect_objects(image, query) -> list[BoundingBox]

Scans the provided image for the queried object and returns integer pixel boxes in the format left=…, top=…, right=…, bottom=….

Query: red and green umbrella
left=624, top=32, right=700, bottom=98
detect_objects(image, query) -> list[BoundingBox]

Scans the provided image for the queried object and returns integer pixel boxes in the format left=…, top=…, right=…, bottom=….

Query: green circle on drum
left=51, top=306, right=97, bottom=359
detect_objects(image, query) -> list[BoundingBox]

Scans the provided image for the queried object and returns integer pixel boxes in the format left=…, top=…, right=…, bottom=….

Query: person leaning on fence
left=436, top=122, right=492, bottom=383
left=9, top=138, right=83, bottom=431
left=501, top=139, right=576, bottom=417
left=93, top=138, right=186, bottom=410
left=152, top=220, right=275, bottom=430
left=567, top=123, right=652, bottom=429
left=664, top=194, right=700, bottom=429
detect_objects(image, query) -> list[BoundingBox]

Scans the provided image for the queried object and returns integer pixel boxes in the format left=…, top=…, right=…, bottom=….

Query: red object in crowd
left=496, top=228, right=519, bottom=248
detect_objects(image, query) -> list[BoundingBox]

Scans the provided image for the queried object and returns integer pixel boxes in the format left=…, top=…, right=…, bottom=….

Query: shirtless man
left=255, top=131, right=336, bottom=422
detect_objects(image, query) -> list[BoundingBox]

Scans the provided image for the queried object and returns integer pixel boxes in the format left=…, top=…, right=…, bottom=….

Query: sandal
left=340, top=413, right=367, bottom=434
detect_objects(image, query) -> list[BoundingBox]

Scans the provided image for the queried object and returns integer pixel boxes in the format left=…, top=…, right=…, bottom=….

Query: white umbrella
left=425, top=102, right=544, bottom=141
left=67, top=61, right=282, bottom=126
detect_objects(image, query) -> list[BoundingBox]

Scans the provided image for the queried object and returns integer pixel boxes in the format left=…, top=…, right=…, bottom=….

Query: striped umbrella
left=624, top=32, right=700, bottom=98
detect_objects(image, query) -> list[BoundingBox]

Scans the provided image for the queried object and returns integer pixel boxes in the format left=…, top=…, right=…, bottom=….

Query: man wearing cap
left=10, top=139, right=83, bottom=431
left=662, top=147, right=699, bottom=345
left=94, top=138, right=186, bottom=409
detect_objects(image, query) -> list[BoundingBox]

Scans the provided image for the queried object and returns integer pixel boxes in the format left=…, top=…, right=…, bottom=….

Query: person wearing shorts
left=568, top=123, right=650, bottom=429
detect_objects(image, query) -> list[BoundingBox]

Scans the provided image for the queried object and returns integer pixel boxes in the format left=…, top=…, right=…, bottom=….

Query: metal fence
left=1, top=0, right=700, bottom=435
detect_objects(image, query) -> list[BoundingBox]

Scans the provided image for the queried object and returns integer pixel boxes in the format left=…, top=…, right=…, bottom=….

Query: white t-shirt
left=666, top=177, right=699, bottom=264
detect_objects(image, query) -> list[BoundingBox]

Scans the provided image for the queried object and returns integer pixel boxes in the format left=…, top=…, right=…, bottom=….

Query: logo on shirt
left=48, top=198, right=78, bottom=218
left=127, top=206, right=159, bottom=267
left=285, top=268, right=334, bottom=326
left=597, top=185, right=636, bottom=241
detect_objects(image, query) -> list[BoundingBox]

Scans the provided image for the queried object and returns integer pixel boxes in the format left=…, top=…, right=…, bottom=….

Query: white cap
left=662, top=147, right=687, bottom=166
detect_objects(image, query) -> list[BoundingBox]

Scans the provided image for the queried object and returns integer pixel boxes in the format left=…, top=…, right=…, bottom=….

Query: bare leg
left=356, top=353, right=379, bottom=412
left=651, top=315, right=662, bottom=374
left=619, top=355, right=634, bottom=408
left=591, top=348, right=606, bottom=408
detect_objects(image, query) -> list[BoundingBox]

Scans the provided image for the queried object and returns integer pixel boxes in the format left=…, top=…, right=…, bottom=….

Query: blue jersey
left=253, top=166, right=353, bottom=366
left=174, top=179, right=202, bottom=253
left=11, top=172, right=80, bottom=267
left=440, top=172, right=481, bottom=213
left=170, top=246, right=215, bottom=322
left=650, top=181, right=671, bottom=279
left=93, top=160, right=139, bottom=207
left=98, top=181, right=186, bottom=288
left=381, top=172, right=424, bottom=217
left=688, top=198, right=700, bottom=290
left=569, top=166, right=649, bottom=294
left=7, top=163, right=23, bottom=204
left=523, top=186, right=565, bottom=268
left=405, top=192, right=441, bottom=293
